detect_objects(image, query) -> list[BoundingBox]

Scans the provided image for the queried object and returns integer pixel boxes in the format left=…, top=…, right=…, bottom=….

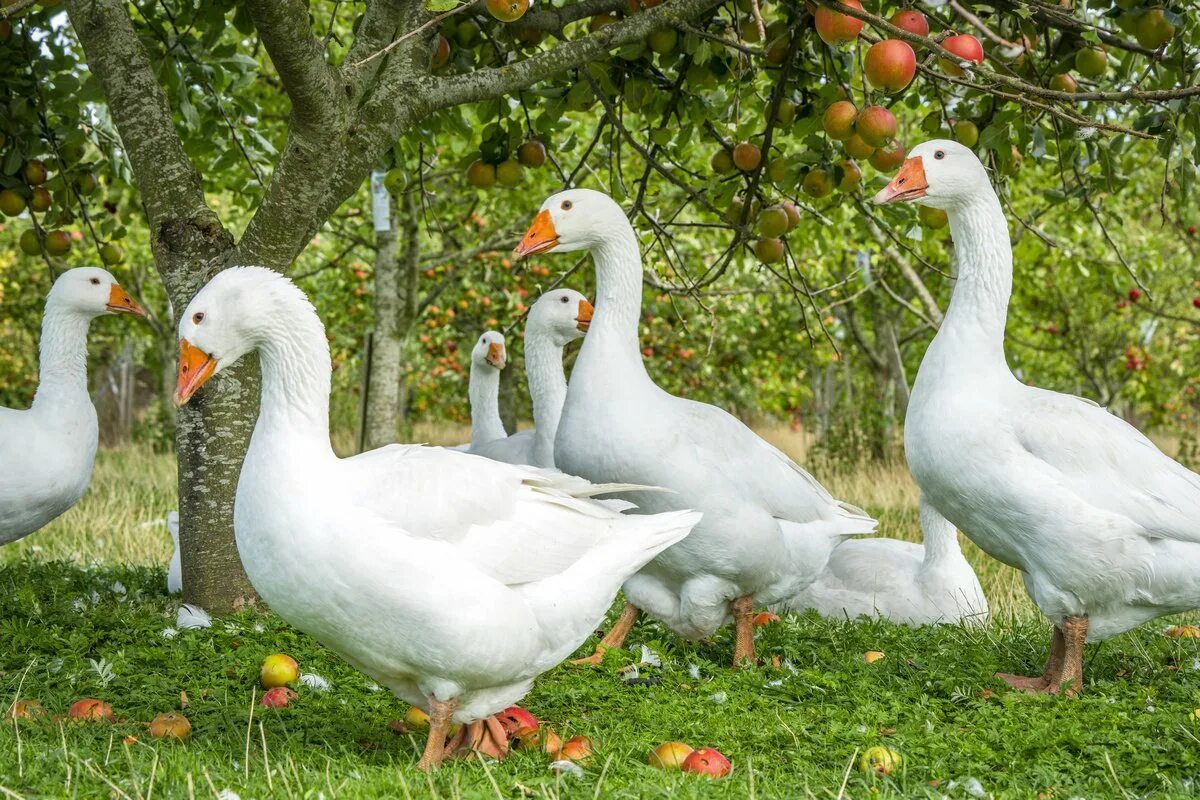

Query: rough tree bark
left=62, top=0, right=721, bottom=611
left=365, top=185, right=421, bottom=449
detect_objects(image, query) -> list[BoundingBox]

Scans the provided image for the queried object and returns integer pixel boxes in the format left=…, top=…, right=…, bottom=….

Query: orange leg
left=1051, top=616, right=1088, bottom=697
left=416, top=697, right=456, bottom=771
left=731, top=595, right=756, bottom=669
left=571, top=602, right=640, bottom=666
left=998, top=617, right=1089, bottom=696
left=448, top=716, right=510, bottom=761
left=997, top=625, right=1065, bottom=692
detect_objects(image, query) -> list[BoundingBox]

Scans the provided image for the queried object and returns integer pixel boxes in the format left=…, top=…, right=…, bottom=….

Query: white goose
left=516, top=190, right=877, bottom=667
left=776, top=497, right=988, bottom=627
left=469, top=288, right=593, bottom=468
left=0, top=267, right=145, bottom=545
left=876, top=140, right=1200, bottom=695
left=465, top=330, right=507, bottom=450
left=172, top=267, right=698, bottom=768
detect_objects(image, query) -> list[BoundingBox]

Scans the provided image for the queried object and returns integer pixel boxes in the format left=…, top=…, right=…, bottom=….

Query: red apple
left=940, top=34, right=984, bottom=76
left=260, top=653, right=300, bottom=688
left=648, top=741, right=694, bottom=769
left=1128, top=288, right=1142, bottom=302
left=260, top=687, right=298, bottom=708
left=497, top=705, right=538, bottom=737
left=814, top=0, right=863, bottom=46
left=889, top=9, right=928, bottom=37
left=69, top=699, right=114, bottom=722
left=822, top=100, right=858, bottom=141
left=681, top=747, right=731, bottom=777
left=558, top=735, right=594, bottom=762
left=865, top=39, right=916, bottom=93
left=148, top=712, right=192, bottom=741
left=855, top=105, right=897, bottom=148
left=868, top=141, right=906, bottom=172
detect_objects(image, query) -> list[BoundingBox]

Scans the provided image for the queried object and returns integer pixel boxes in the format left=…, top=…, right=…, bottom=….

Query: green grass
left=2, top=447, right=1199, bottom=798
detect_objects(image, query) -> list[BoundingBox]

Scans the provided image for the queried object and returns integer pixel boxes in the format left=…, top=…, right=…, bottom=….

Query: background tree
left=0, top=0, right=1196, bottom=610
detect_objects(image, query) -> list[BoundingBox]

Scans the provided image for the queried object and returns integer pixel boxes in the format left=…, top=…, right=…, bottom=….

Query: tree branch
left=510, top=0, right=627, bottom=34
left=823, top=1, right=1199, bottom=105
left=427, top=0, right=723, bottom=110
left=244, top=0, right=342, bottom=132
left=63, top=0, right=215, bottom=237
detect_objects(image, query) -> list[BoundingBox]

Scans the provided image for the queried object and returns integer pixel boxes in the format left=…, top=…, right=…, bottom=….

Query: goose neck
left=254, top=310, right=336, bottom=453
left=32, top=305, right=93, bottom=410
left=469, top=363, right=506, bottom=446
left=587, top=226, right=647, bottom=366
left=919, top=501, right=963, bottom=562
left=941, top=191, right=1013, bottom=355
left=524, top=333, right=567, bottom=467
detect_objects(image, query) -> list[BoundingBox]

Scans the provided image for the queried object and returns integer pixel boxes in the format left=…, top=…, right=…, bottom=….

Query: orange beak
left=174, top=338, right=217, bottom=407
left=514, top=209, right=558, bottom=258
left=107, top=283, right=147, bottom=318
left=576, top=299, right=593, bottom=333
left=486, top=341, right=506, bottom=369
left=873, top=156, right=929, bottom=204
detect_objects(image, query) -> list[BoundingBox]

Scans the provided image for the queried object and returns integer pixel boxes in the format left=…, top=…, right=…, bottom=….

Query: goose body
left=876, top=140, right=1200, bottom=692
left=468, top=289, right=592, bottom=468
left=516, top=190, right=876, bottom=664
left=174, top=267, right=698, bottom=766
left=0, top=268, right=145, bottom=545
left=777, top=498, right=987, bottom=626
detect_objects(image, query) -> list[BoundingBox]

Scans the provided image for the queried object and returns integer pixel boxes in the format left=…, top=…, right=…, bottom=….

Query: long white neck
left=469, top=363, right=506, bottom=446
left=919, top=497, right=964, bottom=563
left=937, top=189, right=1013, bottom=366
left=253, top=307, right=336, bottom=456
left=577, top=222, right=651, bottom=383
left=32, top=304, right=94, bottom=411
left=524, top=331, right=567, bottom=468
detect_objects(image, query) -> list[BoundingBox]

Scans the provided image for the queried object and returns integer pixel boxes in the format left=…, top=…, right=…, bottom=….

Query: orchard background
left=0, top=0, right=1197, bottom=613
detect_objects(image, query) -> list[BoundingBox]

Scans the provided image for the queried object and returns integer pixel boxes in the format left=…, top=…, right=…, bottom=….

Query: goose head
left=471, top=330, right=507, bottom=371
left=49, top=266, right=146, bottom=319
left=174, top=266, right=313, bottom=405
left=514, top=188, right=627, bottom=257
left=527, top=288, right=593, bottom=345
left=873, top=139, right=989, bottom=210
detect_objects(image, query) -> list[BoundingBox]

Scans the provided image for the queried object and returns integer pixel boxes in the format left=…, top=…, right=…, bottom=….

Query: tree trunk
left=162, top=223, right=261, bottom=613
left=364, top=182, right=421, bottom=449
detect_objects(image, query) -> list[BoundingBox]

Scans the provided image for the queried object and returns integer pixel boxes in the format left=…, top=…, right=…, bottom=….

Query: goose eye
left=561, top=200, right=573, bottom=210
left=90, top=277, right=101, bottom=285
left=560, top=296, right=569, bottom=303
left=192, top=312, right=205, bottom=324
left=934, top=150, right=945, bottom=160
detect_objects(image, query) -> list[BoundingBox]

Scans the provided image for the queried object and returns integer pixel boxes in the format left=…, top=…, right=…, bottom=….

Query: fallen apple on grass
left=859, top=745, right=903, bottom=776
left=515, top=726, right=562, bottom=754
left=260, top=687, right=298, bottom=708
left=497, top=705, right=538, bottom=737
left=648, top=741, right=694, bottom=770
left=558, top=735, right=595, bottom=762
left=148, top=712, right=192, bottom=741
left=1165, top=625, right=1200, bottom=639
left=68, top=699, right=114, bottom=722
left=260, top=653, right=300, bottom=688
left=8, top=699, right=45, bottom=720
left=404, top=705, right=430, bottom=729
left=681, top=747, right=731, bottom=778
